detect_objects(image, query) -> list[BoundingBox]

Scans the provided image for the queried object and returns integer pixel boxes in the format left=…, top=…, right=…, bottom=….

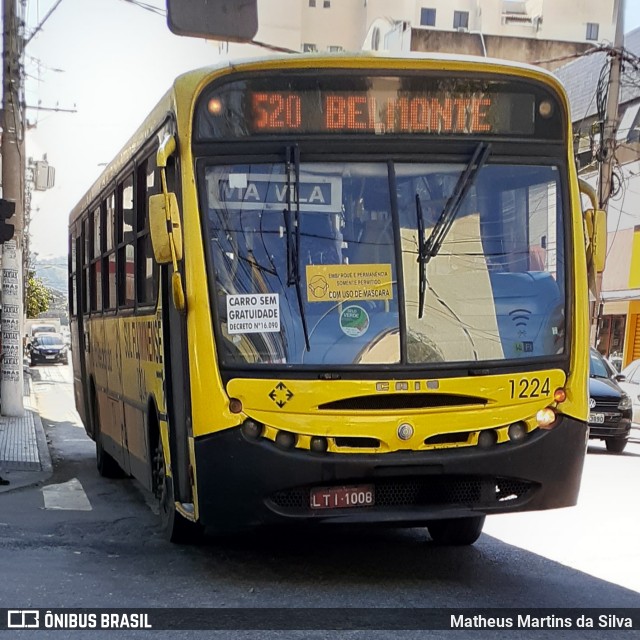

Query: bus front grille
left=268, top=476, right=536, bottom=512
left=317, top=393, right=487, bottom=411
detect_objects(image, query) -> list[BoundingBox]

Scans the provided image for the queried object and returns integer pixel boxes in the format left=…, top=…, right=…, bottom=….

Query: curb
left=0, top=367, right=53, bottom=493
left=31, top=407, right=53, bottom=475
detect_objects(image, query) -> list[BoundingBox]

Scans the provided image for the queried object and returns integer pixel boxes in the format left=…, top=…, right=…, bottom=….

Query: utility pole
left=592, top=0, right=625, bottom=345
left=1, top=0, right=25, bottom=416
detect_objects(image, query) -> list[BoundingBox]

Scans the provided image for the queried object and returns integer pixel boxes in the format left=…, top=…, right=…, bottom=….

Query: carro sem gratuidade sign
left=226, top=294, right=281, bottom=334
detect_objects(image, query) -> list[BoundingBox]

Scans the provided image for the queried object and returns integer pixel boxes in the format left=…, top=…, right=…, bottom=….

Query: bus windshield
left=203, top=160, right=565, bottom=367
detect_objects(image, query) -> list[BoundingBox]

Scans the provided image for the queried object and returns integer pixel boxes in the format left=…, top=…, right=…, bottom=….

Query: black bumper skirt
left=194, top=416, right=588, bottom=531
left=588, top=418, right=631, bottom=440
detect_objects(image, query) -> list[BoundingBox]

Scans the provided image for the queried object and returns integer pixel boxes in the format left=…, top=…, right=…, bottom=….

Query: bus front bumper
left=193, top=416, right=588, bottom=531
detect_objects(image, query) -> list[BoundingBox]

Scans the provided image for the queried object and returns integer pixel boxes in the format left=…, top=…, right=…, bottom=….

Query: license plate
left=45, top=355, right=56, bottom=360
left=310, top=485, right=375, bottom=510
left=589, top=412, right=605, bottom=424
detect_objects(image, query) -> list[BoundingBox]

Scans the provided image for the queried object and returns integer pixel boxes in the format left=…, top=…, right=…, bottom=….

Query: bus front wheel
left=427, top=515, right=485, bottom=546
left=152, top=435, right=201, bottom=543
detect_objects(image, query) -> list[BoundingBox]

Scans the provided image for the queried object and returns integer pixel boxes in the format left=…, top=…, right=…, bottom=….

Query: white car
left=619, top=359, right=640, bottom=426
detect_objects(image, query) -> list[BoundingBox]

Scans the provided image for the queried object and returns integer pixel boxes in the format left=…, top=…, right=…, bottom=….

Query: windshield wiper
left=421, top=142, right=491, bottom=263
left=416, top=193, right=427, bottom=319
left=238, top=252, right=278, bottom=276
left=283, top=145, right=310, bottom=351
left=417, top=142, right=491, bottom=318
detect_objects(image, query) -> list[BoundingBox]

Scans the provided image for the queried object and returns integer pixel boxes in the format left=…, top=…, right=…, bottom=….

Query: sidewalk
left=0, top=367, right=52, bottom=493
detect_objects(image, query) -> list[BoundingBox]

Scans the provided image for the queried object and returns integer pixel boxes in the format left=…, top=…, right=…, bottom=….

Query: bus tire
left=427, top=515, right=485, bottom=546
left=605, top=437, right=627, bottom=454
left=91, top=386, right=123, bottom=479
left=152, top=433, right=202, bottom=544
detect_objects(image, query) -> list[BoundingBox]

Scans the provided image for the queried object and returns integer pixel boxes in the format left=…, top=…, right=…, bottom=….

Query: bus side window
left=136, top=154, right=160, bottom=306
left=165, top=155, right=178, bottom=193
left=348, top=179, right=394, bottom=266
left=300, top=213, right=341, bottom=266
left=256, top=211, right=286, bottom=277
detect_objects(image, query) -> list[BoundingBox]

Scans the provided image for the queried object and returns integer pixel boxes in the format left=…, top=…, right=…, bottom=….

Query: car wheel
left=605, top=437, right=627, bottom=454
left=428, top=515, right=485, bottom=546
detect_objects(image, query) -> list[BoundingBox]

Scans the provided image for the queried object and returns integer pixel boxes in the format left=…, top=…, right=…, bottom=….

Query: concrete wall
left=255, top=0, right=302, bottom=51
left=301, top=0, right=368, bottom=51
left=603, top=228, right=634, bottom=292
left=410, top=29, right=593, bottom=69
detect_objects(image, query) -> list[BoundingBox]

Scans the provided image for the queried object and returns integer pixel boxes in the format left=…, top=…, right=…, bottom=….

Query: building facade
left=556, top=26, right=640, bottom=369
left=252, top=0, right=616, bottom=58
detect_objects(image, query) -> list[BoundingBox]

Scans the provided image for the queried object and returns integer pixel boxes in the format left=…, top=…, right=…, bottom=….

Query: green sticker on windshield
left=339, top=305, right=370, bottom=338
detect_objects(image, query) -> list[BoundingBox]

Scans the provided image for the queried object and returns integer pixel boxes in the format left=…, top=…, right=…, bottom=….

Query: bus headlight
left=310, top=436, right=328, bottom=453
left=241, top=419, right=263, bottom=439
left=477, top=430, right=498, bottom=448
left=536, top=407, right=557, bottom=429
left=508, top=421, right=528, bottom=442
left=275, top=430, right=297, bottom=449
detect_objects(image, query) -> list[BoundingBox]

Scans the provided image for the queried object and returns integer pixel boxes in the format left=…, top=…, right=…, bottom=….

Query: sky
left=21, top=0, right=640, bottom=259
left=25, top=0, right=260, bottom=258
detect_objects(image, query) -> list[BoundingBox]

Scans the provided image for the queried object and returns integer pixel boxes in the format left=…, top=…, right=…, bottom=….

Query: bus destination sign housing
left=196, top=73, right=563, bottom=140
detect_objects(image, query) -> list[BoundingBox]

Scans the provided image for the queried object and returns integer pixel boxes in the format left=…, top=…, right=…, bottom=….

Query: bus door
left=75, top=233, right=91, bottom=430
left=161, top=265, right=192, bottom=504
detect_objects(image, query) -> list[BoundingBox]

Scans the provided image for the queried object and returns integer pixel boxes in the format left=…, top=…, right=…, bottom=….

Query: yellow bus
left=68, top=53, right=603, bottom=544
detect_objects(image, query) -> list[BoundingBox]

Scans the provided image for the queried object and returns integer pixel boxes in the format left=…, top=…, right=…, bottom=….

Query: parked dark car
left=28, top=333, right=69, bottom=366
left=588, top=348, right=631, bottom=453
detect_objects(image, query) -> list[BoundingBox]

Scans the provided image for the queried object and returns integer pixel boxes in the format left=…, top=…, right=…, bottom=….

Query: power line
left=118, top=0, right=165, bottom=17
left=25, top=0, right=63, bottom=45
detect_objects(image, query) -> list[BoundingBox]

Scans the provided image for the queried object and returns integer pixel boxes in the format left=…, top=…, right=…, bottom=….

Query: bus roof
left=68, top=51, right=567, bottom=227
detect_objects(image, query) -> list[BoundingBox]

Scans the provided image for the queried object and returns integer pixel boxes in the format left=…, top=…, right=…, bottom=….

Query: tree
left=26, top=270, right=53, bottom=318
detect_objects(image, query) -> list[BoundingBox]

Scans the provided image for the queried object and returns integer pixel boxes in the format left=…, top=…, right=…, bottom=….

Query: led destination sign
left=196, top=74, right=562, bottom=140
left=251, top=92, right=507, bottom=135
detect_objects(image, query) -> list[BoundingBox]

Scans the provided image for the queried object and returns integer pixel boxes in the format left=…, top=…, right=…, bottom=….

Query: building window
left=323, top=0, right=330, bottom=7
left=453, top=10, right=469, bottom=29
left=420, top=8, right=436, bottom=27
left=598, top=314, right=626, bottom=363
left=303, top=43, right=317, bottom=52
left=308, top=0, right=315, bottom=6
left=586, top=22, right=599, bottom=41
left=328, top=45, right=343, bottom=52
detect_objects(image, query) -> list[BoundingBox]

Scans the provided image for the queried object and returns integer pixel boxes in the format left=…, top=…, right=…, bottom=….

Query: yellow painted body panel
left=226, top=371, right=567, bottom=453
left=85, top=309, right=165, bottom=473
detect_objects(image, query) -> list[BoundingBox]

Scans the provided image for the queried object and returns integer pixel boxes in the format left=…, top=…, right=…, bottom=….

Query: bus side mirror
left=153, top=132, right=186, bottom=313
left=584, top=208, right=606, bottom=273
left=149, top=192, right=183, bottom=264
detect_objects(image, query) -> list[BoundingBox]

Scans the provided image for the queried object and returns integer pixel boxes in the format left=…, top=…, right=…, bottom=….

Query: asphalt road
left=0, top=363, right=638, bottom=639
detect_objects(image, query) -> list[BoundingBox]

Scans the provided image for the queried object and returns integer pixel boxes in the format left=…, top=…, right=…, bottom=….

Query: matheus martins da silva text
left=450, top=614, right=633, bottom=629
